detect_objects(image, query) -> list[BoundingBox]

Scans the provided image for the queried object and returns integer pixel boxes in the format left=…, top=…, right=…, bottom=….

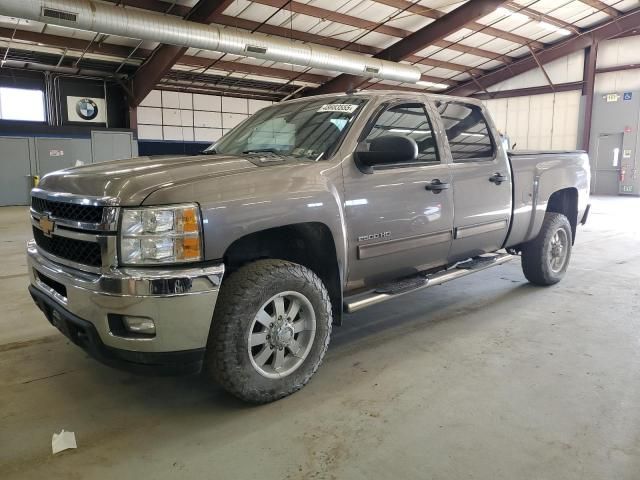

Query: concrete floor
left=1, top=196, right=639, bottom=479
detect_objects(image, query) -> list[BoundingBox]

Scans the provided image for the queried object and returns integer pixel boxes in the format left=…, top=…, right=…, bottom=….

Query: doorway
left=593, top=133, right=623, bottom=195
left=0, top=137, right=32, bottom=206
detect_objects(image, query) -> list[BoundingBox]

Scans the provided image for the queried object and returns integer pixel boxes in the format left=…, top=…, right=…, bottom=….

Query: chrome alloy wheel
left=548, top=228, right=569, bottom=273
left=248, top=291, right=316, bottom=379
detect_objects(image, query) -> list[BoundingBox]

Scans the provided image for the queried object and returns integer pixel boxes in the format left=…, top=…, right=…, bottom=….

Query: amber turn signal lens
left=179, top=236, right=201, bottom=260
left=181, top=207, right=200, bottom=233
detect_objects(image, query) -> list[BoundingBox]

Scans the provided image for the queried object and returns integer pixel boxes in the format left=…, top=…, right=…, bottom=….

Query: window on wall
left=364, top=102, right=439, bottom=163
left=0, top=87, right=46, bottom=122
left=436, top=101, right=495, bottom=162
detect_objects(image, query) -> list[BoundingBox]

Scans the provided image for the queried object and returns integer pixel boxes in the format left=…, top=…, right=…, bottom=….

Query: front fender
left=142, top=161, right=347, bottom=277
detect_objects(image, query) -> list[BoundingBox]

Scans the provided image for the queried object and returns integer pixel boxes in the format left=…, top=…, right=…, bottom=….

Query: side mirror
left=354, top=134, right=418, bottom=173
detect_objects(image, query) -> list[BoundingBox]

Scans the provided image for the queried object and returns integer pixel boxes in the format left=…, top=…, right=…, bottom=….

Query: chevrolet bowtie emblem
left=39, top=215, right=55, bottom=238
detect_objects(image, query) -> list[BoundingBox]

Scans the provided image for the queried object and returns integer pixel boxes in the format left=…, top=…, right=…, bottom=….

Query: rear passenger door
left=433, top=101, right=512, bottom=263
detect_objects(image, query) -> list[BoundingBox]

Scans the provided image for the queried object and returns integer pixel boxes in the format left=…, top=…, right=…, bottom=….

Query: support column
left=581, top=41, right=598, bottom=152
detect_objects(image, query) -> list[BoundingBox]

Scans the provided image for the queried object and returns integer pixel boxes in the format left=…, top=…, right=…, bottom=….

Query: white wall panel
left=178, top=92, right=193, bottom=110
left=161, top=90, right=180, bottom=109
left=137, top=107, right=162, bottom=125
left=182, top=127, right=194, bottom=142
left=551, top=91, right=580, bottom=150
left=162, top=108, right=181, bottom=126
left=527, top=93, right=554, bottom=150
left=597, top=36, right=640, bottom=69
left=194, top=94, right=221, bottom=112
left=194, top=110, right=223, bottom=128
left=484, top=91, right=581, bottom=151
left=138, top=124, right=163, bottom=140
left=488, top=51, right=585, bottom=92
left=507, top=96, right=530, bottom=150
left=485, top=98, right=508, bottom=133
left=222, top=96, right=248, bottom=113
left=163, top=126, right=183, bottom=141
left=194, top=128, right=222, bottom=142
left=223, top=112, right=248, bottom=129
left=137, top=91, right=259, bottom=142
left=139, top=90, right=161, bottom=108
left=180, top=110, right=194, bottom=127
left=595, top=70, right=640, bottom=94
left=249, top=99, right=272, bottom=114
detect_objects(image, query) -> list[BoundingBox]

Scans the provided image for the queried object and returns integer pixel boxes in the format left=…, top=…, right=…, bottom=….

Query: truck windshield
left=206, top=96, right=368, bottom=161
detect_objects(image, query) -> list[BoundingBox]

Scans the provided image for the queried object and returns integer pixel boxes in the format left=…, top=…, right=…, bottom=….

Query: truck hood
left=37, top=154, right=273, bottom=205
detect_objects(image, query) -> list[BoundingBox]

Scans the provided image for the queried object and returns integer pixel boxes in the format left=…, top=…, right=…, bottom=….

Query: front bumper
left=27, top=240, right=224, bottom=374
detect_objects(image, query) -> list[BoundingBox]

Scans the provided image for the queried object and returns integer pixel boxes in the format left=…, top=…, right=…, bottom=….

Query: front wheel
left=205, top=259, right=332, bottom=403
left=521, top=212, right=573, bottom=286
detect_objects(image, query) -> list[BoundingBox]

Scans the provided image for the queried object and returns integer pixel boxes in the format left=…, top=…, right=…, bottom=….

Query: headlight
left=119, top=204, right=203, bottom=265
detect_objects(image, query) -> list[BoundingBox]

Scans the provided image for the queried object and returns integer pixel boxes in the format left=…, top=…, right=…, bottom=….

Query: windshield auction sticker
left=317, top=104, right=359, bottom=114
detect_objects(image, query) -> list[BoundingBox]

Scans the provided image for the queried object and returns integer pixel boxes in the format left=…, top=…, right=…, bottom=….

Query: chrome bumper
left=27, top=240, right=224, bottom=353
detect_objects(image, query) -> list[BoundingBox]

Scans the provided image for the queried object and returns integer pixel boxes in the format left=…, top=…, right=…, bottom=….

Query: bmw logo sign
left=76, top=98, right=99, bottom=121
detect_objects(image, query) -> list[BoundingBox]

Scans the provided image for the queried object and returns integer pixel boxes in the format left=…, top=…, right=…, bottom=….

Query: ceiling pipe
left=0, top=0, right=422, bottom=84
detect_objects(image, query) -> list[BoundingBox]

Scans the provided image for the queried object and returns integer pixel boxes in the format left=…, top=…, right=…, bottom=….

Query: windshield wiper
left=242, top=148, right=283, bottom=155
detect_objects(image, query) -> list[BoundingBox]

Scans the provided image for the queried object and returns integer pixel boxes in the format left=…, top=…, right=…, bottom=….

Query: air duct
left=0, top=0, right=422, bottom=84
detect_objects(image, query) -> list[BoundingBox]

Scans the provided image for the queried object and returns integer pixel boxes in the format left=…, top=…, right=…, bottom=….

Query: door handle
left=489, top=173, right=507, bottom=185
left=425, top=179, right=450, bottom=193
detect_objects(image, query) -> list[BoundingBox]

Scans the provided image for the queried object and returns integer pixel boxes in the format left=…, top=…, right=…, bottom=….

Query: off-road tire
left=521, top=212, right=572, bottom=286
left=205, top=259, right=332, bottom=403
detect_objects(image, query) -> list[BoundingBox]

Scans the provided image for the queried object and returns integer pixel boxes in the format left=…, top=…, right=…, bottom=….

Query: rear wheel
left=521, top=212, right=572, bottom=286
left=205, top=259, right=332, bottom=403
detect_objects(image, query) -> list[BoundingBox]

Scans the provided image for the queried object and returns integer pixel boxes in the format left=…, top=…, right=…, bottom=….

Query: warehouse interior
left=1, top=0, right=640, bottom=478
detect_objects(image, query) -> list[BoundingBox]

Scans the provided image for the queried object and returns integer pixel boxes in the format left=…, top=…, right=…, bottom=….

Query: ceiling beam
left=471, top=81, right=584, bottom=100
left=370, top=0, right=545, bottom=49
left=130, top=0, right=235, bottom=106
left=311, top=0, right=508, bottom=95
left=579, top=0, right=620, bottom=17
left=447, top=8, right=640, bottom=97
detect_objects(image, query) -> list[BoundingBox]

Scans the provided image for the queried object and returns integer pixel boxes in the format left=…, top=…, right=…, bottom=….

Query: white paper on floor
left=51, top=430, right=77, bottom=455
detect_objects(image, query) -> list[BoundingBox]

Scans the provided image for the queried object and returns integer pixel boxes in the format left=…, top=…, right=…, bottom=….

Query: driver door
left=343, top=100, right=454, bottom=290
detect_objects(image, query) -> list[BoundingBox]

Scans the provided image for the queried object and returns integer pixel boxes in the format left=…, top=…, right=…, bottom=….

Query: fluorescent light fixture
left=416, top=80, right=449, bottom=89
left=461, top=132, right=485, bottom=138
left=496, top=7, right=529, bottom=22
left=538, top=21, right=571, bottom=36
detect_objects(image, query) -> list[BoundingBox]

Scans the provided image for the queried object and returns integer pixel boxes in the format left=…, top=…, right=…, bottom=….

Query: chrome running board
left=344, top=253, right=514, bottom=313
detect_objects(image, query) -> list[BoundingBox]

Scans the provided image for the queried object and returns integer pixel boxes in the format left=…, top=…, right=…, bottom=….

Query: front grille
left=33, top=227, right=102, bottom=267
left=31, top=197, right=104, bottom=224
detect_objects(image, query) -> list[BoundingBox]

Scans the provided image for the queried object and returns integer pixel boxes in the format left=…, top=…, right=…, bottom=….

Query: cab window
left=436, top=101, right=495, bottom=162
left=363, top=102, right=439, bottom=163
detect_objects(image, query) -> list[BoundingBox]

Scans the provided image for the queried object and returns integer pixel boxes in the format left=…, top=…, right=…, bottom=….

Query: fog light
left=122, top=316, right=156, bottom=335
